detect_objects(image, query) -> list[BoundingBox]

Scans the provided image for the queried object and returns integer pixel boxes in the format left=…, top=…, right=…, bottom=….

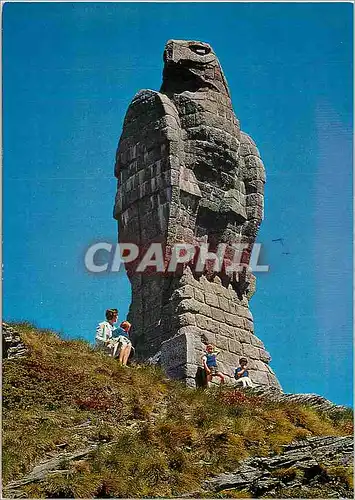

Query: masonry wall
left=160, top=268, right=281, bottom=389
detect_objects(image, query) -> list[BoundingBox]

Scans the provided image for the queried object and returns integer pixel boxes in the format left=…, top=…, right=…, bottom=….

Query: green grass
left=3, top=322, right=353, bottom=498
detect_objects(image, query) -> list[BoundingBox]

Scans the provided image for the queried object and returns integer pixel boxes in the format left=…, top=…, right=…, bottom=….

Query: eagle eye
left=189, top=45, right=211, bottom=56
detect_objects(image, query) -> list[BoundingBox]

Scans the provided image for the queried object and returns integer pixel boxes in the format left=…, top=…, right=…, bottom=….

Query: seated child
left=95, top=308, right=118, bottom=356
left=234, top=357, right=254, bottom=388
left=112, top=320, right=132, bottom=365
left=202, top=344, right=225, bottom=385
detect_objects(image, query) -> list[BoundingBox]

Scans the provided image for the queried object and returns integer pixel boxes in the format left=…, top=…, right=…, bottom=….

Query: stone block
left=237, top=305, right=249, bottom=317
left=220, top=351, right=239, bottom=370
left=180, top=269, right=203, bottom=289
left=228, top=339, right=243, bottom=354
left=268, top=372, right=282, bottom=390
left=250, top=336, right=264, bottom=348
left=177, top=326, right=203, bottom=339
left=245, top=309, right=254, bottom=322
left=259, top=349, right=271, bottom=363
left=235, top=316, right=245, bottom=329
left=210, top=307, right=225, bottom=323
left=202, top=332, right=216, bottom=346
left=195, top=314, right=207, bottom=330
left=246, top=206, right=263, bottom=220
left=218, top=296, right=230, bottom=312
left=205, top=292, right=219, bottom=308
left=186, top=362, right=200, bottom=380
left=194, top=288, right=205, bottom=303
left=245, top=193, right=263, bottom=209
left=244, top=318, right=254, bottom=332
left=242, top=343, right=260, bottom=360
left=221, top=324, right=238, bottom=339
left=177, top=298, right=202, bottom=314
left=245, top=358, right=257, bottom=370
left=253, top=360, right=269, bottom=372
left=199, top=303, right=212, bottom=317
left=211, top=282, right=224, bottom=296
left=216, top=323, right=228, bottom=337
left=172, top=285, right=194, bottom=300
left=224, top=312, right=239, bottom=327
left=228, top=301, right=238, bottom=314
left=161, top=332, right=191, bottom=369
left=200, top=275, right=210, bottom=290
left=195, top=314, right=215, bottom=332
left=210, top=318, right=220, bottom=334
left=215, top=335, right=229, bottom=350
left=220, top=286, right=232, bottom=299
left=177, top=313, right=196, bottom=327
left=205, top=318, right=217, bottom=333
left=216, top=361, right=228, bottom=375
left=237, top=330, right=253, bottom=344
left=249, top=370, right=269, bottom=386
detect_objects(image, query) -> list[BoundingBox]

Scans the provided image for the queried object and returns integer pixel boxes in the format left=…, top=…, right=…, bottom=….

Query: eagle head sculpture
left=160, top=39, right=230, bottom=97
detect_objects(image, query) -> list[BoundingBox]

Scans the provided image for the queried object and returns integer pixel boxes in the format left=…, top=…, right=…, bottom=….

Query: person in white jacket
left=95, top=308, right=118, bottom=355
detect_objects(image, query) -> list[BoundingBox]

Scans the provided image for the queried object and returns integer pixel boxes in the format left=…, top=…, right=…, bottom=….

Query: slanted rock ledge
left=250, top=385, right=350, bottom=416
left=2, top=322, right=27, bottom=359
left=202, top=435, right=353, bottom=498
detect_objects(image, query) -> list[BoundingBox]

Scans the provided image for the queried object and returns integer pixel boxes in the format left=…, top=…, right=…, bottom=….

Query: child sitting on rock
left=234, top=357, right=254, bottom=388
left=112, top=320, right=133, bottom=366
left=202, top=344, right=225, bottom=385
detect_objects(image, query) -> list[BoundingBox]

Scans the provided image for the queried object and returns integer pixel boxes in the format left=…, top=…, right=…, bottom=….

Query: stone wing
left=240, top=131, right=266, bottom=241
left=114, top=89, right=182, bottom=246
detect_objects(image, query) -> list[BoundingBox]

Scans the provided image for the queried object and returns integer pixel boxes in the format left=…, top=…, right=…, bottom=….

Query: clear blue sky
left=3, top=2, right=353, bottom=406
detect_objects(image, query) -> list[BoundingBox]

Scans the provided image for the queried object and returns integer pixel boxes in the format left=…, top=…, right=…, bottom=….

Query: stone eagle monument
left=114, top=40, right=281, bottom=388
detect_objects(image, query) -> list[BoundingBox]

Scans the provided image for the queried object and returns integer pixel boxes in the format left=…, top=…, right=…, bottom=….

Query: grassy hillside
left=3, top=323, right=353, bottom=498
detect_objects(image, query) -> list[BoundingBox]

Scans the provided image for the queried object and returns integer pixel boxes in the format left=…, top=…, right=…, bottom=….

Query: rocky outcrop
left=203, top=436, right=353, bottom=498
left=3, top=444, right=99, bottom=498
left=2, top=322, right=27, bottom=359
left=250, top=385, right=350, bottom=416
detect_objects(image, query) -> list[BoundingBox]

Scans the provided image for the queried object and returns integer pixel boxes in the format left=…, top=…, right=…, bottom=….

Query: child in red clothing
left=113, top=320, right=132, bottom=365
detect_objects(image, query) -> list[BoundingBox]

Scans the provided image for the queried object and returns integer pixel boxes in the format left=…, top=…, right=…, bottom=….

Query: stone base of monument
left=159, top=269, right=281, bottom=389
left=160, top=331, right=199, bottom=387
left=160, top=329, right=280, bottom=388
left=160, top=326, right=281, bottom=389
